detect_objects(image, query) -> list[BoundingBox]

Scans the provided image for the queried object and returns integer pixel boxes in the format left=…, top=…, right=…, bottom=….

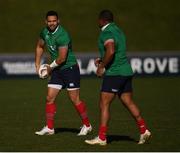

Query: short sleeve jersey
left=40, top=25, right=77, bottom=70
left=98, top=22, right=133, bottom=76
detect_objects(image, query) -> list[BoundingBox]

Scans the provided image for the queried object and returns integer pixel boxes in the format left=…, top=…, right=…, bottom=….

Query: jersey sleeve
left=102, top=31, right=115, bottom=43
left=56, top=33, right=70, bottom=48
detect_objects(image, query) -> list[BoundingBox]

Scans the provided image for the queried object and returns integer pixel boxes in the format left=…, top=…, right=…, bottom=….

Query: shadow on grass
left=107, top=135, right=137, bottom=143
left=55, top=127, right=79, bottom=134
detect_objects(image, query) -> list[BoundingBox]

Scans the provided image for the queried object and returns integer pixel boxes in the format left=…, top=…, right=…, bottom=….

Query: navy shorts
left=48, top=64, right=80, bottom=90
left=101, top=75, right=133, bottom=96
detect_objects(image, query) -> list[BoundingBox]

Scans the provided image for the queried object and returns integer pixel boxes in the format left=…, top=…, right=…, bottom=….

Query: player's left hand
left=45, top=64, right=52, bottom=76
left=96, top=64, right=105, bottom=77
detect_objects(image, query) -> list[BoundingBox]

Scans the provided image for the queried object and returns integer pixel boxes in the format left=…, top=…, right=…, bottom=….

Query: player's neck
left=48, top=25, right=59, bottom=34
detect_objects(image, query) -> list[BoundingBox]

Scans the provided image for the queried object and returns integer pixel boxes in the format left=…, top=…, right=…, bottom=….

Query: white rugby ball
left=38, top=64, right=49, bottom=79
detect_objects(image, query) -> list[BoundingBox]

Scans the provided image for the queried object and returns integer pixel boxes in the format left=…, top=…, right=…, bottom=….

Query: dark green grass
left=0, top=77, right=180, bottom=151
left=0, top=0, right=180, bottom=53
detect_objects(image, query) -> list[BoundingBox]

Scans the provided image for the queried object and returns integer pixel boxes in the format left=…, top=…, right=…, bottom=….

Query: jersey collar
left=101, top=23, right=110, bottom=31
left=51, top=25, right=59, bottom=34
left=48, top=25, right=60, bottom=35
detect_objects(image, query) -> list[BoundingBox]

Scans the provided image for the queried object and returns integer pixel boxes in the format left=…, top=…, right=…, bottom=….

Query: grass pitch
left=0, top=77, right=180, bottom=151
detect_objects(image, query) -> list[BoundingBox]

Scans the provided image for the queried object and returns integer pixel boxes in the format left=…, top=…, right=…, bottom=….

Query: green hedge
left=0, top=0, right=180, bottom=53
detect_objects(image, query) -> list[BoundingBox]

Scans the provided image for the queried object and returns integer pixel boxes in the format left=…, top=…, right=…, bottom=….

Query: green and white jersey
left=40, top=25, right=77, bottom=70
left=98, top=22, right=133, bottom=76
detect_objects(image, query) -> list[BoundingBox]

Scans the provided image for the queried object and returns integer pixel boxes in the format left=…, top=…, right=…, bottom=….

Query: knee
left=99, top=100, right=109, bottom=111
left=69, top=94, right=79, bottom=104
left=46, top=94, right=56, bottom=103
left=121, top=93, right=133, bottom=105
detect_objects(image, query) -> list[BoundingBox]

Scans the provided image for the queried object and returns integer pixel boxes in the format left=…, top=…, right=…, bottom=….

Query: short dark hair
left=99, top=10, right=114, bottom=22
left=46, top=10, right=58, bottom=19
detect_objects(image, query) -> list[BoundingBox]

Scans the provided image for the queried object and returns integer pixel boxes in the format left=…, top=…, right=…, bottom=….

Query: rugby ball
left=38, top=64, right=49, bottom=79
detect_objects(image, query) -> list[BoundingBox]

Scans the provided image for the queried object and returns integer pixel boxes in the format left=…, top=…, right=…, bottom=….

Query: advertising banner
left=77, top=52, right=180, bottom=77
left=0, top=52, right=179, bottom=78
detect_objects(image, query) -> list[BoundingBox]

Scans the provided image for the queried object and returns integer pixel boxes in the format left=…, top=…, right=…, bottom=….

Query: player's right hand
left=94, top=58, right=102, bottom=67
left=38, top=64, right=50, bottom=79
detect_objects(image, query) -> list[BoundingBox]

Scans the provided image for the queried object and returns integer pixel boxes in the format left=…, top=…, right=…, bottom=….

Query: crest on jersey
left=45, top=35, right=49, bottom=39
left=49, top=45, right=56, bottom=51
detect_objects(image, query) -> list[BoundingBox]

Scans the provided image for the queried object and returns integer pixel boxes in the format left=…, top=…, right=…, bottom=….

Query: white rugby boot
left=138, top=129, right=151, bottom=144
left=35, top=126, right=55, bottom=135
left=85, top=136, right=107, bottom=146
left=77, top=124, right=92, bottom=136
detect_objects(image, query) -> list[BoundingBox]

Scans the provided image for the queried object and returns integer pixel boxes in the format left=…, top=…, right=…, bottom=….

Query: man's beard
left=47, top=25, right=58, bottom=32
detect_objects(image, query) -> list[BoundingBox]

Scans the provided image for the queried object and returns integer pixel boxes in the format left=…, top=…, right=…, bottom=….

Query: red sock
left=75, top=101, right=90, bottom=127
left=137, top=119, right=147, bottom=134
left=98, top=125, right=107, bottom=141
left=46, top=103, right=56, bottom=129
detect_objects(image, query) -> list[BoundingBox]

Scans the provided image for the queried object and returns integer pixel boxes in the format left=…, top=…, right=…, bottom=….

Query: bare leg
left=99, top=92, right=115, bottom=126
left=45, top=87, right=60, bottom=129
left=46, top=87, right=60, bottom=104
left=98, top=92, right=115, bottom=140
left=84, top=91, right=115, bottom=145
left=67, top=89, right=80, bottom=105
left=119, top=92, right=142, bottom=121
left=119, top=92, right=149, bottom=136
left=35, top=87, right=60, bottom=135
left=68, top=89, right=91, bottom=132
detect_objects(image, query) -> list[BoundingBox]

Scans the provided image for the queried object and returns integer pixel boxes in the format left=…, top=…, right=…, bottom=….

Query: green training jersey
left=40, top=25, right=77, bottom=70
left=98, top=22, right=133, bottom=76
